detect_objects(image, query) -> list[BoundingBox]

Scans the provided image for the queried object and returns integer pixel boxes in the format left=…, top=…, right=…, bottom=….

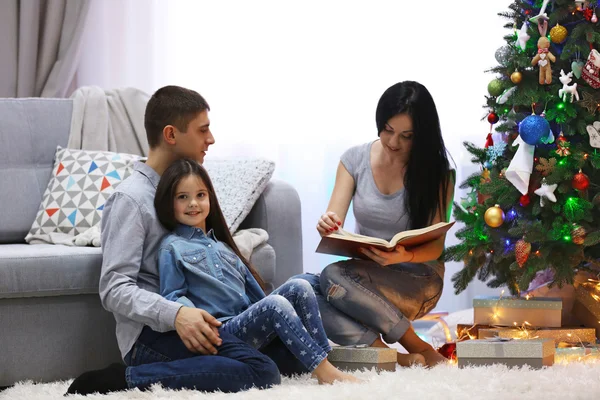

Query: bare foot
left=397, top=352, right=426, bottom=367
left=419, top=348, right=449, bottom=367
left=312, top=359, right=364, bottom=384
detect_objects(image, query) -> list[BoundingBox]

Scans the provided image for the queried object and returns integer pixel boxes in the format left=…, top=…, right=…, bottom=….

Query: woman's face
left=379, top=113, right=414, bottom=161
left=173, top=174, right=211, bottom=232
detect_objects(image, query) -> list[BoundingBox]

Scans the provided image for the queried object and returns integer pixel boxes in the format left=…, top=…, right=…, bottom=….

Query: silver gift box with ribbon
left=457, top=338, right=555, bottom=369
left=328, top=345, right=397, bottom=372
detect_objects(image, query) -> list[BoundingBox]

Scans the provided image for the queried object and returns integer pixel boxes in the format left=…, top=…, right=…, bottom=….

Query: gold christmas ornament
left=510, top=71, right=523, bottom=84
left=550, top=24, right=568, bottom=44
left=571, top=224, right=587, bottom=245
left=484, top=204, right=505, bottom=228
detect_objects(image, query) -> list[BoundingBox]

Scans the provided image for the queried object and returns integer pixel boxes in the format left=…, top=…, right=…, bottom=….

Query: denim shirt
left=158, top=224, right=266, bottom=322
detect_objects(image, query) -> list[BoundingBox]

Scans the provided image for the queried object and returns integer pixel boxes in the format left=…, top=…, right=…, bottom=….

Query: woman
left=294, top=81, right=455, bottom=367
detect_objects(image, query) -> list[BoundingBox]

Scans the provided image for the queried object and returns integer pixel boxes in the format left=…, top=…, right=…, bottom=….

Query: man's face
left=174, top=110, right=215, bottom=164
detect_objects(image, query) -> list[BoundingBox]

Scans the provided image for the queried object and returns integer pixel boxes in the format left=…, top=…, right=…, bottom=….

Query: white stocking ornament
left=586, top=121, right=600, bottom=148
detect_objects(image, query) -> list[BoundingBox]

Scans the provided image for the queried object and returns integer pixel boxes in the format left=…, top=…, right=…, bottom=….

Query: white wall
left=78, top=0, right=514, bottom=312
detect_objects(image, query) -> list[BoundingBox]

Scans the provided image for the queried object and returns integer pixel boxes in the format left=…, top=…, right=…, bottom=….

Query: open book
left=315, top=221, right=455, bottom=259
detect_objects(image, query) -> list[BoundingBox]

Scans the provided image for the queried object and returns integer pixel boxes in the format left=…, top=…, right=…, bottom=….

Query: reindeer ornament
left=558, top=69, right=580, bottom=102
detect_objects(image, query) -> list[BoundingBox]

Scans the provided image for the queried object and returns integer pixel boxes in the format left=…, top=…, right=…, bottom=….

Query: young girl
left=154, top=158, right=360, bottom=385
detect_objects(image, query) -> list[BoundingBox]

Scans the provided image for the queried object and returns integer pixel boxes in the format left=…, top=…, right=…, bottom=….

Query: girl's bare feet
left=312, top=359, right=363, bottom=384
left=419, top=348, right=449, bottom=367
left=397, top=352, right=426, bottom=367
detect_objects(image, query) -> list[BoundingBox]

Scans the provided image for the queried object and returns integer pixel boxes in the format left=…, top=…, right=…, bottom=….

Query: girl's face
left=380, top=113, right=414, bottom=161
left=173, top=174, right=211, bottom=232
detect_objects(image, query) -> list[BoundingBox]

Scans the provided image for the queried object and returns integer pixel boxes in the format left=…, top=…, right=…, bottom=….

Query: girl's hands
left=317, top=211, right=342, bottom=237
left=360, top=244, right=414, bottom=266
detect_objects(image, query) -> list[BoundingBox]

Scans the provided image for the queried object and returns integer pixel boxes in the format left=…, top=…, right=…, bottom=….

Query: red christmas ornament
left=584, top=8, right=594, bottom=20
left=519, top=194, right=531, bottom=207
left=485, top=133, right=494, bottom=148
left=437, top=342, right=456, bottom=360
left=487, top=112, right=499, bottom=124
left=515, top=239, right=531, bottom=268
left=572, top=170, right=590, bottom=191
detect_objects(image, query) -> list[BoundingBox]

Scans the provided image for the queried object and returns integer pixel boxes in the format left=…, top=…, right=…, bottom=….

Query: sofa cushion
left=0, top=243, right=276, bottom=299
left=0, top=244, right=102, bottom=299
left=25, top=147, right=142, bottom=244
left=0, top=99, right=72, bottom=243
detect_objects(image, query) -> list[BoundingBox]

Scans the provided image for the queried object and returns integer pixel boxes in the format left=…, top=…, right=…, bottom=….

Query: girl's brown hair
left=154, top=158, right=266, bottom=290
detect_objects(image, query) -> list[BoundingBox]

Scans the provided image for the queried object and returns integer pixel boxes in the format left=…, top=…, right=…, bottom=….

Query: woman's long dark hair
left=376, top=81, right=452, bottom=229
left=155, top=158, right=266, bottom=290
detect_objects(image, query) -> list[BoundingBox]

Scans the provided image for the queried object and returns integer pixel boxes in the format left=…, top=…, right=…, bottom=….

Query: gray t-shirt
left=341, top=141, right=410, bottom=241
left=340, top=141, right=448, bottom=278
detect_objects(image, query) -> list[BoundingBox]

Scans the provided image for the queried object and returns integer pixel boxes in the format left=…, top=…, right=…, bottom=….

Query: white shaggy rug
left=3, top=361, right=600, bottom=400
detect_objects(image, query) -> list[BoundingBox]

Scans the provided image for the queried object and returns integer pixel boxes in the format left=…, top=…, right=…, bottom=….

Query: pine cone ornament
left=571, top=224, right=587, bottom=245
left=515, top=239, right=531, bottom=267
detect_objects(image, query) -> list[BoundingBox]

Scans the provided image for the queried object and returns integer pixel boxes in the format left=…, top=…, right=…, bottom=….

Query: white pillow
left=204, top=158, right=275, bottom=233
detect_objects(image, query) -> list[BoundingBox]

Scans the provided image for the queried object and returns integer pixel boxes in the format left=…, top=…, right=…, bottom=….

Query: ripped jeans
left=292, top=260, right=443, bottom=345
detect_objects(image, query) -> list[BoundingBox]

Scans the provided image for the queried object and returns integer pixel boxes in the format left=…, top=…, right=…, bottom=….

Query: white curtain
left=77, top=0, right=515, bottom=312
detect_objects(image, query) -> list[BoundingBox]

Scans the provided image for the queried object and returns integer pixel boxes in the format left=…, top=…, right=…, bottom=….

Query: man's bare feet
left=397, top=352, right=426, bottom=367
left=312, top=359, right=364, bottom=384
left=419, top=348, right=449, bottom=367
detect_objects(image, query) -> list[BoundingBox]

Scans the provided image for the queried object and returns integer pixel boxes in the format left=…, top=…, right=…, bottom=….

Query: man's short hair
left=144, top=85, right=210, bottom=148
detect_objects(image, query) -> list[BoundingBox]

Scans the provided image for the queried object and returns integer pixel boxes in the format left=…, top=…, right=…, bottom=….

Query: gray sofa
left=0, top=98, right=303, bottom=386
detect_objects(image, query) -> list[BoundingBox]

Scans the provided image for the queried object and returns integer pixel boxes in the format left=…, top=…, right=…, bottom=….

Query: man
left=67, top=86, right=280, bottom=395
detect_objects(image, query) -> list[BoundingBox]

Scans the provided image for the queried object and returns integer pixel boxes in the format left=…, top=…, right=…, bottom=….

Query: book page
left=332, top=228, right=391, bottom=246
left=390, top=221, right=454, bottom=246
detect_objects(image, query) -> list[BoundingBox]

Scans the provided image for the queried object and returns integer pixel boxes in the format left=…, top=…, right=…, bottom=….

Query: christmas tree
left=446, top=0, right=600, bottom=296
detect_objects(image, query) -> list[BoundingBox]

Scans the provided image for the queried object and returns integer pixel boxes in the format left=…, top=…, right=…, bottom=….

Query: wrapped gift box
left=478, top=326, right=596, bottom=344
left=456, top=338, right=554, bottom=369
left=572, top=283, right=600, bottom=340
left=328, top=345, right=396, bottom=372
left=555, top=344, right=600, bottom=363
left=473, top=296, right=562, bottom=327
left=457, top=324, right=493, bottom=341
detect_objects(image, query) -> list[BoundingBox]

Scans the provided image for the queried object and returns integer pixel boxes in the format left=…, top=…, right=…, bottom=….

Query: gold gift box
left=478, top=327, right=597, bottom=344
left=572, top=283, right=600, bottom=340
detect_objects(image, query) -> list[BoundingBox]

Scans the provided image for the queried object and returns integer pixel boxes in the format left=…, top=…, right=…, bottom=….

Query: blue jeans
left=293, top=260, right=443, bottom=345
left=222, top=279, right=331, bottom=372
left=123, top=327, right=280, bottom=392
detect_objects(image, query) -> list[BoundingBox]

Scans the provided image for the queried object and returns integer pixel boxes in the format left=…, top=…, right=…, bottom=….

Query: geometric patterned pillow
left=25, top=146, right=143, bottom=242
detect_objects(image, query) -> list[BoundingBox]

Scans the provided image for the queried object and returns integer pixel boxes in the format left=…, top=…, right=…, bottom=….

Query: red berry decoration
left=584, top=7, right=594, bottom=20
left=519, top=194, right=531, bottom=207
left=487, top=112, right=499, bottom=124
left=572, top=170, right=590, bottom=191
left=515, top=239, right=531, bottom=268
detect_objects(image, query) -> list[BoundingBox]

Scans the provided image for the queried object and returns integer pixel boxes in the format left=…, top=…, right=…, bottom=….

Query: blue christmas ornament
left=484, top=161, right=492, bottom=169
left=518, top=115, right=550, bottom=145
